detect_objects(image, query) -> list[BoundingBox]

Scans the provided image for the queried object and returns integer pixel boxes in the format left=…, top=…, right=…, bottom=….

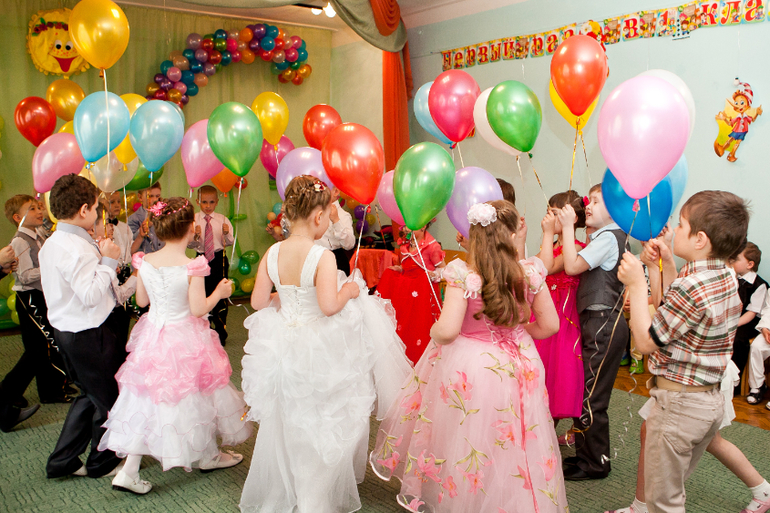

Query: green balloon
left=124, top=161, right=165, bottom=191
left=486, top=80, right=542, bottom=153
left=0, top=298, right=8, bottom=316
left=7, top=292, right=16, bottom=312
left=242, top=250, right=259, bottom=264
left=208, top=102, right=263, bottom=177
left=394, top=142, right=455, bottom=230
left=238, top=258, right=252, bottom=276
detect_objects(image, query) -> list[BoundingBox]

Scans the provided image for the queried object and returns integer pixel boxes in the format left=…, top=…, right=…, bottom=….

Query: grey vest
left=576, top=228, right=628, bottom=314
left=13, top=230, right=42, bottom=291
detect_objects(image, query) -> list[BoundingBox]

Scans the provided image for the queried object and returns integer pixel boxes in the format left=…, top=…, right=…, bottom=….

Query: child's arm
left=525, top=283, right=560, bottom=339
left=188, top=224, right=202, bottom=251
left=222, top=218, right=234, bottom=247
left=535, top=211, right=556, bottom=274
left=189, top=275, right=232, bottom=317
left=10, top=238, right=39, bottom=286
left=251, top=248, right=276, bottom=311
left=737, top=311, right=757, bottom=327
left=618, top=252, right=658, bottom=355
left=316, top=251, right=360, bottom=316
left=739, top=284, right=767, bottom=326
left=429, top=285, right=467, bottom=345
left=558, top=206, right=590, bottom=276
left=68, top=239, right=121, bottom=308
left=640, top=238, right=677, bottom=307
left=135, top=272, right=149, bottom=307
left=330, top=204, right=356, bottom=250
left=514, top=215, right=528, bottom=259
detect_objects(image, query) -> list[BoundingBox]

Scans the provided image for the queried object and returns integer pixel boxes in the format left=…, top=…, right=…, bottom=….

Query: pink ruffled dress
left=371, top=258, right=568, bottom=513
left=98, top=254, right=252, bottom=471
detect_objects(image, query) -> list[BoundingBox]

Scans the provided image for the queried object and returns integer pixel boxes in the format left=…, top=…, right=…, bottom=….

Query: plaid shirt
left=648, top=259, right=741, bottom=386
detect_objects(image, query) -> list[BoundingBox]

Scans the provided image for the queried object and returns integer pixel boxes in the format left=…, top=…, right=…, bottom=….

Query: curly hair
left=549, top=190, right=586, bottom=229
left=50, top=174, right=98, bottom=220
left=149, top=197, right=195, bottom=241
left=283, top=175, right=332, bottom=223
left=468, top=200, right=529, bottom=328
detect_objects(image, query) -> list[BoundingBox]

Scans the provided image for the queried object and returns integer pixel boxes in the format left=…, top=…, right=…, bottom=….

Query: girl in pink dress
left=535, top=191, right=587, bottom=422
left=371, top=200, right=567, bottom=513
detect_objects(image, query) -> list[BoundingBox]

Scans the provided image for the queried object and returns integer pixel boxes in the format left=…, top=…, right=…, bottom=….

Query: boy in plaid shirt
left=617, top=191, right=748, bottom=513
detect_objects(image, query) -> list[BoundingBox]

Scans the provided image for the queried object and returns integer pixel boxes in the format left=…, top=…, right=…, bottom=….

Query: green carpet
left=1, top=306, right=767, bottom=512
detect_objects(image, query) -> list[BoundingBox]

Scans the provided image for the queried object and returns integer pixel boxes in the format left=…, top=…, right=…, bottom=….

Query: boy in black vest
left=729, top=242, right=767, bottom=385
left=558, top=183, right=630, bottom=480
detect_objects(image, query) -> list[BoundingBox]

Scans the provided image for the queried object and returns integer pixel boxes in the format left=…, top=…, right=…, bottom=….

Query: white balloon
left=473, top=87, right=521, bottom=157
left=90, top=152, right=138, bottom=192
left=638, top=69, right=696, bottom=140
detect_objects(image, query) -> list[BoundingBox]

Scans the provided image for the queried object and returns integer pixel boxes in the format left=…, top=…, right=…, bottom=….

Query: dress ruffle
left=187, top=255, right=210, bottom=276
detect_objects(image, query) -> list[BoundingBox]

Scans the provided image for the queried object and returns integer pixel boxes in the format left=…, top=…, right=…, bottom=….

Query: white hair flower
left=467, top=203, right=497, bottom=227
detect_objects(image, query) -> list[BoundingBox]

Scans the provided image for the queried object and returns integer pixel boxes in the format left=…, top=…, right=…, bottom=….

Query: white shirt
left=108, top=219, right=133, bottom=267
left=739, top=271, right=767, bottom=315
left=756, top=291, right=770, bottom=331
left=188, top=212, right=234, bottom=254
left=315, top=202, right=355, bottom=251
left=11, top=227, right=42, bottom=292
left=578, top=222, right=622, bottom=271
left=39, top=223, right=119, bottom=332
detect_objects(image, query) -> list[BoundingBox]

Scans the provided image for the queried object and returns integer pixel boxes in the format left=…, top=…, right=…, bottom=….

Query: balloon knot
left=632, top=200, right=640, bottom=212
left=528, top=152, right=534, bottom=159
left=449, top=142, right=457, bottom=149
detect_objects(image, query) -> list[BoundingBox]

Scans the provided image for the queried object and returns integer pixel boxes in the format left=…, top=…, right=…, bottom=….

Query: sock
left=121, top=455, right=142, bottom=481
left=750, top=388, right=760, bottom=394
left=746, top=480, right=770, bottom=511
left=632, top=497, right=649, bottom=513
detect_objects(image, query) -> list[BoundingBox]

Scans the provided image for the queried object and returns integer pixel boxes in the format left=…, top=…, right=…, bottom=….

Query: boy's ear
left=694, top=230, right=710, bottom=251
left=747, top=260, right=756, bottom=271
left=12, top=212, right=21, bottom=225
left=79, top=203, right=90, bottom=218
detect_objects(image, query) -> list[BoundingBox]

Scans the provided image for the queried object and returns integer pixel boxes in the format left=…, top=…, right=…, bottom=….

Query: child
left=106, top=191, right=133, bottom=270
left=456, top=178, right=525, bottom=256
left=98, top=197, right=252, bottom=494
left=128, top=182, right=163, bottom=255
left=315, top=186, right=355, bottom=274
left=240, top=175, right=410, bottom=512
left=557, top=183, right=630, bottom=480
left=617, top=190, right=749, bottom=513
left=748, top=292, right=770, bottom=407
left=371, top=200, right=566, bottom=512
left=377, top=220, right=445, bottom=363
left=188, top=186, right=233, bottom=345
left=40, top=175, right=126, bottom=479
left=536, top=190, right=586, bottom=422
left=37, top=199, right=54, bottom=241
left=730, top=242, right=767, bottom=383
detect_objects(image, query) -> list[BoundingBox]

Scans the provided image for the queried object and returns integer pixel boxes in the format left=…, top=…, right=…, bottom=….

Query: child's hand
left=763, top=327, right=770, bottom=344
left=659, top=223, right=673, bottom=248
left=515, top=216, right=528, bottom=242
left=99, top=238, right=120, bottom=260
left=455, top=232, right=469, bottom=250
left=0, top=245, right=16, bottom=266
left=139, top=220, right=149, bottom=238
left=617, top=252, right=646, bottom=290
left=640, top=240, right=660, bottom=268
left=557, top=205, right=577, bottom=230
left=388, top=265, right=403, bottom=273
left=343, top=281, right=360, bottom=299
left=541, top=210, right=557, bottom=234
left=195, top=225, right=202, bottom=236
left=215, top=278, right=233, bottom=299
left=222, top=224, right=229, bottom=235
left=329, top=205, right=340, bottom=224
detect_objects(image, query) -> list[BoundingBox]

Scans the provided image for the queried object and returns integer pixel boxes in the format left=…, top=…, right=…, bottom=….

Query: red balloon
left=15, top=97, right=56, bottom=146
left=202, top=38, right=214, bottom=51
left=303, top=104, right=342, bottom=150
left=274, top=38, right=285, bottom=51
left=321, top=123, right=384, bottom=205
left=154, top=90, right=167, bottom=101
left=550, top=35, right=608, bottom=117
left=208, top=50, right=222, bottom=64
left=428, top=70, right=480, bottom=143
left=292, top=75, right=304, bottom=85
left=277, top=75, right=289, bottom=84
left=230, top=50, right=242, bottom=63
left=260, top=49, right=274, bottom=62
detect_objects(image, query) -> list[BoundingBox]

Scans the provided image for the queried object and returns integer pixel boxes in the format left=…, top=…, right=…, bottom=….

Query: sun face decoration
left=27, top=9, right=89, bottom=76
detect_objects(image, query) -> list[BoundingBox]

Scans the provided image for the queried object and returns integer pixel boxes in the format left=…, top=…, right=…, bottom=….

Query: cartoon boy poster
left=714, top=80, right=762, bottom=162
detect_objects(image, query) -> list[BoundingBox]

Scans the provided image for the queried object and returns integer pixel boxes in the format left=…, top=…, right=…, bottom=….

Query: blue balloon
left=73, top=92, right=130, bottom=162
left=160, top=60, right=173, bottom=74
left=299, top=40, right=306, bottom=51
left=414, top=82, right=452, bottom=145
left=129, top=101, right=185, bottom=172
left=666, top=155, right=688, bottom=208
left=272, top=202, right=282, bottom=216
left=261, top=36, right=276, bottom=51
left=189, top=61, right=202, bottom=74
left=297, top=48, right=308, bottom=61
left=220, top=51, right=232, bottom=66
left=266, top=25, right=279, bottom=38
left=214, top=29, right=227, bottom=40
left=182, top=49, right=195, bottom=61
left=181, top=70, right=195, bottom=85
left=275, top=61, right=289, bottom=71
left=602, top=168, right=673, bottom=242
left=186, top=83, right=199, bottom=97
left=164, top=101, right=185, bottom=126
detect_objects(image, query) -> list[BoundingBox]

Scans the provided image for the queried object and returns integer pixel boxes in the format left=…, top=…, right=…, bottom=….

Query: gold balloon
left=46, top=79, right=85, bottom=121
left=298, top=64, right=312, bottom=79
left=172, top=55, right=190, bottom=71
left=43, top=192, right=57, bottom=223
left=69, top=0, right=130, bottom=70
left=146, top=83, right=160, bottom=95
left=121, top=93, right=147, bottom=115
left=58, top=120, right=75, bottom=134
left=280, top=69, right=296, bottom=82
left=193, top=74, right=208, bottom=88
left=114, top=94, right=147, bottom=164
left=251, top=92, right=289, bottom=146
left=167, top=89, right=183, bottom=102
left=549, top=80, right=598, bottom=130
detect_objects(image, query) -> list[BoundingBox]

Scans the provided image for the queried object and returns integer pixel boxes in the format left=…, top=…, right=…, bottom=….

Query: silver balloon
left=91, top=152, right=139, bottom=192
left=227, top=29, right=240, bottom=40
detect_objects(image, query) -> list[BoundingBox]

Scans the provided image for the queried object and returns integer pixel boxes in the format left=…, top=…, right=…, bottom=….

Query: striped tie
left=204, top=214, right=215, bottom=262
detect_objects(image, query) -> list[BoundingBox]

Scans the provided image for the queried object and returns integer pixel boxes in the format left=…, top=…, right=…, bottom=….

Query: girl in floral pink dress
left=371, top=200, right=567, bottom=513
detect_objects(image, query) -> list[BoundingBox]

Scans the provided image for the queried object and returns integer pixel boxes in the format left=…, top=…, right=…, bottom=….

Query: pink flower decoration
left=406, top=498, right=425, bottom=512
left=583, top=195, right=590, bottom=207
left=442, top=475, right=458, bottom=498
left=400, top=390, right=422, bottom=414
left=448, top=371, right=473, bottom=401
left=147, top=201, right=167, bottom=216
left=517, top=465, right=533, bottom=491
left=464, top=469, right=485, bottom=495
left=439, top=383, right=450, bottom=404
left=438, top=491, right=444, bottom=504
left=492, top=420, right=516, bottom=447
left=465, top=272, right=482, bottom=294
left=417, top=450, right=442, bottom=483
left=377, top=451, right=401, bottom=472
left=538, top=453, right=557, bottom=482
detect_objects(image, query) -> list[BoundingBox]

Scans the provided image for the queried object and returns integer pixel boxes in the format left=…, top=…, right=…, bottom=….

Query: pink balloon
left=32, top=133, right=84, bottom=193
left=173, top=82, right=187, bottom=94
left=260, top=135, right=295, bottom=178
left=285, top=48, right=298, bottom=63
left=181, top=119, right=224, bottom=188
left=290, top=36, right=302, bottom=49
left=428, top=70, right=481, bottom=143
left=276, top=147, right=335, bottom=200
left=376, top=170, right=405, bottom=225
left=226, top=38, right=238, bottom=53
left=166, top=66, right=182, bottom=82
left=597, top=76, right=690, bottom=200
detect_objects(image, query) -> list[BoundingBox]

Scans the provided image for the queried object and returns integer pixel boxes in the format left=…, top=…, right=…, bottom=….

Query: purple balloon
left=154, top=73, right=166, bottom=84
left=260, top=135, right=295, bottom=179
left=173, top=81, right=187, bottom=94
left=375, top=170, right=405, bottom=225
left=354, top=205, right=366, bottom=220
left=186, top=33, right=202, bottom=50
left=446, top=166, right=503, bottom=238
left=276, top=147, right=335, bottom=200
left=166, top=66, right=182, bottom=82
left=356, top=220, right=369, bottom=233
left=248, top=39, right=260, bottom=52
left=159, top=78, right=173, bottom=91
left=203, top=62, right=216, bottom=76
left=285, top=48, right=298, bottom=63
left=253, top=24, right=266, bottom=39
left=180, top=94, right=190, bottom=105
left=195, top=48, right=209, bottom=63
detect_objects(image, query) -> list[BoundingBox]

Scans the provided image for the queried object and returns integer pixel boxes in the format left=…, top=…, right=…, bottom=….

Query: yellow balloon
left=251, top=92, right=289, bottom=146
left=121, top=93, right=147, bottom=115
left=78, top=167, right=97, bottom=185
left=113, top=94, right=147, bottom=163
left=549, top=80, right=598, bottom=130
left=240, top=277, right=255, bottom=293
left=43, top=192, right=58, bottom=224
left=59, top=120, right=75, bottom=134
left=46, top=79, right=86, bottom=121
left=69, top=0, right=130, bottom=70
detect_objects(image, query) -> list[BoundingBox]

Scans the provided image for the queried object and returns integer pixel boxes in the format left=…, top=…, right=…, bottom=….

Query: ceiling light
left=322, top=2, right=336, bottom=18
left=311, top=7, right=322, bottom=15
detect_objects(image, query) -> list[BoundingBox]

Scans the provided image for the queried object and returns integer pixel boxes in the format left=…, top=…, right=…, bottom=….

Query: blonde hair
left=468, top=200, right=529, bottom=328
left=283, top=175, right=332, bottom=222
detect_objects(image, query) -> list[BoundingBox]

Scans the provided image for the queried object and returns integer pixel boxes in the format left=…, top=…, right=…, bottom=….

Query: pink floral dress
left=370, top=258, right=568, bottom=513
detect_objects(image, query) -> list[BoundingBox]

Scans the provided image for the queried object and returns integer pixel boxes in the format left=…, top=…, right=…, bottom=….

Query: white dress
left=240, top=243, right=411, bottom=513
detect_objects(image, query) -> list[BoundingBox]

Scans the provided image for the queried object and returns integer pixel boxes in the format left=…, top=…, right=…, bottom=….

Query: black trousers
left=46, top=311, right=127, bottom=478
left=572, top=309, right=629, bottom=476
left=332, top=248, right=351, bottom=276
left=201, top=250, right=229, bottom=345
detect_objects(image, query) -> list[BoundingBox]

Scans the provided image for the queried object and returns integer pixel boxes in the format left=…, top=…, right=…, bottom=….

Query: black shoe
left=0, top=404, right=41, bottom=432
left=563, top=465, right=608, bottom=481
left=562, top=456, right=580, bottom=468
left=747, top=385, right=767, bottom=405
left=12, top=397, right=29, bottom=409
left=63, top=384, right=79, bottom=396
left=40, top=394, right=75, bottom=404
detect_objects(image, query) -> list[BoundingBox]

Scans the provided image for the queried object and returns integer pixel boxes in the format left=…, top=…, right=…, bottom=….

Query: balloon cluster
left=0, top=276, right=20, bottom=328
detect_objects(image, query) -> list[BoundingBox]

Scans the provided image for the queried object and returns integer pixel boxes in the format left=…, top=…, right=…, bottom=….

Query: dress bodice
left=267, top=242, right=327, bottom=326
left=546, top=241, right=586, bottom=291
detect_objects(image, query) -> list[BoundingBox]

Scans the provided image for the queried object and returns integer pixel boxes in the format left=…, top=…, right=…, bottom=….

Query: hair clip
left=467, top=203, right=497, bottom=226
left=312, top=181, right=326, bottom=192
left=583, top=196, right=590, bottom=207
left=148, top=201, right=167, bottom=216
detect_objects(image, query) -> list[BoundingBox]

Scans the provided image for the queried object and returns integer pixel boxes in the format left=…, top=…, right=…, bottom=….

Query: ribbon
left=569, top=120, right=580, bottom=192
left=527, top=153, right=550, bottom=208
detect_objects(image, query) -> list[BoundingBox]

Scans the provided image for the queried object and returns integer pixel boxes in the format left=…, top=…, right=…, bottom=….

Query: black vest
left=576, top=228, right=628, bottom=314
left=735, top=273, right=768, bottom=341
left=13, top=230, right=42, bottom=291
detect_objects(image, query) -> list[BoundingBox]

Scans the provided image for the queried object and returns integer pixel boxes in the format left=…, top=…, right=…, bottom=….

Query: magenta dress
left=534, top=243, right=585, bottom=420
left=371, top=258, right=568, bottom=513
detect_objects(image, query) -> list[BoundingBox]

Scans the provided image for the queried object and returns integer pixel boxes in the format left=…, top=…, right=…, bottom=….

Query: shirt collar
left=55, top=222, right=99, bottom=250
left=740, top=271, right=757, bottom=284
left=18, top=226, right=38, bottom=239
left=589, top=222, right=621, bottom=241
left=679, top=259, right=727, bottom=278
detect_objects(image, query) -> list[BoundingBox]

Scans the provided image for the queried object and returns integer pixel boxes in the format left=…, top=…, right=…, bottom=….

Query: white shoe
left=111, top=470, right=152, bottom=495
left=200, top=450, right=243, bottom=473
left=106, top=459, right=126, bottom=478
left=72, top=465, right=87, bottom=477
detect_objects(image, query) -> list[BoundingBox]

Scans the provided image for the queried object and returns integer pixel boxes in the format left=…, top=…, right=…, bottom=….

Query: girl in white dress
left=240, top=176, right=411, bottom=513
left=99, top=197, right=252, bottom=494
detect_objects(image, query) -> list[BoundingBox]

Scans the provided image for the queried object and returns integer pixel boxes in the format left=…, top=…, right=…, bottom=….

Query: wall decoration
left=26, top=9, right=89, bottom=76
left=714, top=80, right=762, bottom=162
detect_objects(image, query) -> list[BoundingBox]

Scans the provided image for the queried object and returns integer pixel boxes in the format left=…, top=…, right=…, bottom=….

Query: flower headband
left=467, top=203, right=497, bottom=227
left=583, top=196, right=590, bottom=207
left=148, top=199, right=189, bottom=217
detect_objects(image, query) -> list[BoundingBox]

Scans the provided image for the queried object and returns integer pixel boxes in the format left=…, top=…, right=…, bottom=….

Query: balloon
left=7, top=292, right=16, bottom=312
left=638, top=69, right=696, bottom=139
left=166, top=66, right=182, bottom=82
left=160, top=60, right=173, bottom=74
left=186, top=83, right=199, bottom=97
left=194, top=74, right=208, bottom=88
left=113, top=94, right=147, bottom=164
left=550, top=35, right=608, bottom=116
left=356, top=220, right=369, bottom=233
left=414, top=82, right=452, bottom=145
left=153, top=90, right=167, bottom=101
left=394, top=142, right=455, bottom=230
left=58, top=121, right=75, bottom=134
left=242, top=250, right=259, bottom=265
left=166, top=101, right=185, bottom=125
left=666, top=154, right=688, bottom=208
left=182, top=49, right=195, bottom=62
left=354, top=204, right=366, bottom=220
left=15, top=97, right=56, bottom=146
left=298, top=64, right=312, bottom=79
left=240, top=276, right=255, bottom=293
left=260, top=135, right=294, bottom=178
left=0, top=298, right=9, bottom=317
left=297, top=48, right=308, bottom=62
left=74, top=92, right=130, bottom=162
left=195, top=49, right=209, bottom=63
left=285, top=48, right=298, bottom=62
left=292, top=75, right=304, bottom=86
left=226, top=38, right=238, bottom=53
left=238, top=259, right=252, bottom=276
left=46, top=80, right=86, bottom=121
left=486, top=81, right=542, bottom=153
left=253, top=24, right=267, bottom=39
left=239, top=28, right=253, bottom=42
left=321, top=124, right=384, bottom=204
left=129, top=101, right=185, bottom=172
left=266, top=25, right=279, bottom=38
left=214, top=29, right=227, bottom=39
left=146, top=83, right=160, bottom=96
left=11, top=311, right=19, bottom=325
left=211, top=168, right=239, bottom=193
left=365, top=213, right=376, bottom=226
left=181, top=119, right=224, bottom=188
left=272, top=202, right=283, bottom=215
left=302, top=104, right=342, bottom=150
left=202, top=38, right=214, bottom=51
left=376, top=170, right=405, bottom=225
left=231, top=50, right=242, bottom=63
left=203, top=62, right=216, bottom=76
left=32, top=133, right=84, bottom=193
left=209, top=50, right=222, bottom=65
left=473, top=87, right=521, bottom=157
left=90, top=152, right=138, bottom=192
left=602, top=167, right=673, bottom=242
left=447, top=167, right=504, bottom=238
left=208, top=102, right=262, bottom=177
left=69, top=0, right=130, bottom=69
left=276, top=147, right=333, bottom=200
left=549, top=80, right=599, bottom=130
left=220, top=51, right=232, bottom=66
left=272, top=50, right=286, bottom=64
left=597, top=76, right=689, bottom=199
left=428, top=70, right=480, bottom=142
left=251, top=92, right=289, bottom=146
left=241, top=49, right=255, bottom=64
left=124, top=160, right=164, bottom=191
left=167, top=89, right=182, bottom=103
left=290, top=36, right=302, bottom=49
left=186, top=33, right=202, bottom=49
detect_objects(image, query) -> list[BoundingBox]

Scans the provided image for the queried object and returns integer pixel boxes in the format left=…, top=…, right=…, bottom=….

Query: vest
left=576, top=228, right=628, bottom=314
left=13, top=230, right=42, bottom=291
left=735, top=273, right=768, bottom=341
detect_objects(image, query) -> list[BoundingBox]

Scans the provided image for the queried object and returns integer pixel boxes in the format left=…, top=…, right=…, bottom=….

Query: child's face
left=147, top=187, right=162, bottom=206
left=731, top=251, right=754, bottom=276
left=584, top=191, right=610, bottom=228
left=673, top=214, right=697, bottom=260
left=17, top=200, right=44, bottom=228
left=108, top=193, right=122, bottom=218
left=198, top=192, right=219, bottom=215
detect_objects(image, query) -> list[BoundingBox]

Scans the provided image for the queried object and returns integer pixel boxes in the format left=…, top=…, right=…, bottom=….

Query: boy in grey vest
left=558, top=183, right=630, bottom=480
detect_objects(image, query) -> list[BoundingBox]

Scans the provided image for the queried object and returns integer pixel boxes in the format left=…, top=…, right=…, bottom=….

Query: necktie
left=204, top=214, right=215, bottom=262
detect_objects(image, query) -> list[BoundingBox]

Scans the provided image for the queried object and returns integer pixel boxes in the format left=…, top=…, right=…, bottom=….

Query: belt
left=647, top=376, right=718, bottom=393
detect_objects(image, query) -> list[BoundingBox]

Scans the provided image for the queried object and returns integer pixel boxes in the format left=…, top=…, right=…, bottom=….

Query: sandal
left=748, top=385, right=767, bottom=404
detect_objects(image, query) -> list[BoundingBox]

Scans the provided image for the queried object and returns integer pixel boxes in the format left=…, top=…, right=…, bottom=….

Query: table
left=349, top=249, right=398, bottom=289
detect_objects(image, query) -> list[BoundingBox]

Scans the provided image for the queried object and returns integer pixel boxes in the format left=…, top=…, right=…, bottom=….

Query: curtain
left=369, top=0, right=400, bottom=36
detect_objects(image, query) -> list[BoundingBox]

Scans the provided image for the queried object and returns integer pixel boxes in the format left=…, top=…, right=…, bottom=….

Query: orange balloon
left=292, top=75, right=303, bottom=86
left=172, top=55, right=190, bottom=71
left=550, top=35, right=608, bottom=116
left=303, top=104, right=342, bottom=150
left=46, top=79, right=86, bottom=121
left=167, top=89, right=183, bottom=102
left=194, top=74, right=208, bottom=88
left=241, top=49, right=255, bottom=64
left=281, top=69, right=296, bottom=81
left=298, top=64, right=312, bottom=79
left=211, top=168, right=240, bottom=193
left=239, top=28, right=253, bottom=42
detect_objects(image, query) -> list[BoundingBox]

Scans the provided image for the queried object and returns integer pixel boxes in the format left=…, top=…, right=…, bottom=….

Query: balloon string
left=230, top=178, right=243, bottom=262
left=646, top=195, right=665, bottom=301
left=570, top=119, right=580, bottom=192
left=104, top=69, right=110, bottom=165
left=415, top=241, right=442, bottom=315
left=456, top=142, right=465, bottom=168
left=515, top=155, right=526, bottom=216
left=527, top=154, right=550, bottom=208
left=352, top=204, right=367, bottom=273
left=580, top=130, right=592, bottom=187
left=122, top=186, right=128, bottom=224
